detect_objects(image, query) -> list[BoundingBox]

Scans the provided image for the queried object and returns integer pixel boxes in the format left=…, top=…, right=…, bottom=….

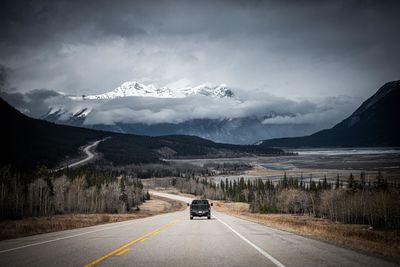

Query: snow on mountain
left=77, top=82, right=234, bottom=100
left=43, top=106, right=92, bottom=126
left=178, top=84, right=233, bottom=98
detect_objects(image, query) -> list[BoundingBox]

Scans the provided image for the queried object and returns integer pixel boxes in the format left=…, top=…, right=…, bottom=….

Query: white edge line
left=214, top=215, right=286, bottom=267
left=0, top=218, right=139, bottom=254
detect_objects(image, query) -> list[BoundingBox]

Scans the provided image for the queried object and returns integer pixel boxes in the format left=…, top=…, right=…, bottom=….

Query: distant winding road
left=0, top=191, right=396, bottom=267
left=56, top=138, right=108, bottom=171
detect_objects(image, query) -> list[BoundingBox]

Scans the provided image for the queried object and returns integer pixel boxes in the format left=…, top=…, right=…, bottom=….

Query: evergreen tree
left=309, top=177, right=317, bottom=191
left=282, top=172, right=288, bottom=189
left=335, top=174, right=340, bottom=189
left=317, top=180, right=322, bottom=191
left=322, top=175, right=328, bottom=190
left=348, top=173, right=356, bottom=192
left=360, top=172, right=366, bottom=189
left=119, top=178, right=128, bottom=211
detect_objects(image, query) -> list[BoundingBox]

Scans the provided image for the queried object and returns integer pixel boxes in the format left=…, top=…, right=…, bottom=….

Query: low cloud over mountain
left=1, top=81, right=360, bottom=144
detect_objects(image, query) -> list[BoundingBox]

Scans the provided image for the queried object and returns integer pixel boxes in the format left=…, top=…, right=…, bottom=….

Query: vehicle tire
left=207, top=215, right=211, bottom=219
left=190, top=216, right=193, bottom=220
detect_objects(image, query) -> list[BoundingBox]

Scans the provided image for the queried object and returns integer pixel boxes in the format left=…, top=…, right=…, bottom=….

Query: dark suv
left=188, top=199, right=213, bottom=220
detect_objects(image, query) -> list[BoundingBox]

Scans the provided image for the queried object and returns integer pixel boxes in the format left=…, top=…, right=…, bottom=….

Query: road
left=56, top=138, right=107, bottom=171
left=0, top=192, right=396, bottom=267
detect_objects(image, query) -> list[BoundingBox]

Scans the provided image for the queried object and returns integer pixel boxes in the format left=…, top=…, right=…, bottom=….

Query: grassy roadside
left=213, top=200, right=400, bottom=263
left=0, top=196, right=186, bottom=241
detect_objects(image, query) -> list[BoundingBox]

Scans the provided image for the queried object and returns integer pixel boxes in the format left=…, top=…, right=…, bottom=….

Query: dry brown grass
left=149, top=187, right=197, bottom=199
left=0, top=196, right=186, bottom=241
left=140, top=195, right=186, bottom=213
left=243, top=165, right=282, bottom=177
left=213, top=200, right=400, bottom=262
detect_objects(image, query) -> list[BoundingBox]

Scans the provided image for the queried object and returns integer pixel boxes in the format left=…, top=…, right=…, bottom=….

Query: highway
left=0, top=192, right=396, bottom=267
left=56, top=138, right=107, bottom=171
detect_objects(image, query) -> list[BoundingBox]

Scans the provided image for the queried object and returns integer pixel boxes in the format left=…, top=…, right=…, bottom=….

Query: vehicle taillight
left=190, top=204, right=192, bottom=209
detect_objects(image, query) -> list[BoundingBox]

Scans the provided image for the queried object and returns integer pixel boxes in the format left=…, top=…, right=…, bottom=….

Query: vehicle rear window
left=192, top=200, right=209, bottom=205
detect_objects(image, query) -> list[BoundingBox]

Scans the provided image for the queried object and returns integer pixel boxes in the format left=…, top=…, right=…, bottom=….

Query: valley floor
left=168, top=148, right=400, bottom=183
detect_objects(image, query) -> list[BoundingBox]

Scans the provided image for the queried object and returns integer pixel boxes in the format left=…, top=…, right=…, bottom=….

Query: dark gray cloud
left=0, top=1, right=399, bottom=107
left=1, top=88, right=62, bottom=116
left=0, top=64, right=12, bottom=91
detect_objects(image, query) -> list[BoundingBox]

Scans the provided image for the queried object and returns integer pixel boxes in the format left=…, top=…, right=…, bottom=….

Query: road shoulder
left=0, top=195, right=186, bottom=241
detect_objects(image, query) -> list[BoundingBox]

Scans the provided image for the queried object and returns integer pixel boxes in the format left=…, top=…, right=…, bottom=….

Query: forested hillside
left=1, top=98, right=283, bottom=171
left=1, top=98, right=108, bottom=171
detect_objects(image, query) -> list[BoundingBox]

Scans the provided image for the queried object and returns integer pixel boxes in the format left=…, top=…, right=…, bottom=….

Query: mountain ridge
left=0, top=97, right=282, bottom=170
left=38, top=82, right=316, bottom=144
left=260, top=80, right=400, bottom=148
left=72, top=81, right=234, bottom=100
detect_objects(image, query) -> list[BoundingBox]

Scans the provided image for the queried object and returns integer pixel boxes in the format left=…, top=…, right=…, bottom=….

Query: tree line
left=174, top=172, right=400, bottom=230
left=0, top=161, right=250, bottom=219
left=0, top=166, right=148, bottom=219
left=91, top=162, right=251, bottom=179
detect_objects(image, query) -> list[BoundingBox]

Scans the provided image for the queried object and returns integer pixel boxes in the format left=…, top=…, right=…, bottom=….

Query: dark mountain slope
left=1, top=98, right=282, bottom=170
left=260, top=80, right=400, bottom=148
left=1, top=98, right=108, bottom=170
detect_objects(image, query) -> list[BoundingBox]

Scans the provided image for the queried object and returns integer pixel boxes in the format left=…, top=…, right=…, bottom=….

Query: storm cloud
left=1, top=0, right=399, bottom=99
left=0, top=0, right=399, bottom=140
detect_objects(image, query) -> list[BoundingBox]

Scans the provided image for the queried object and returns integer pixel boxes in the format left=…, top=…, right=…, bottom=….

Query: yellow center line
left=139, top=237, right=148, bottom=242
left=151, top=230, right=160, bottom=236
left=115, top=248, right=129, bottom=256
left=83, top=218, right=182, bottom=267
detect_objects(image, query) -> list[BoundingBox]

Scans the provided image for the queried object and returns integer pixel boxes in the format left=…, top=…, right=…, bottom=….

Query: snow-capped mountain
left=76, top=82, right=234, bottom=100
left=32, top=80, right=326, bottom=144
left=9, top=80, right=333, bottom=144
left=4, top=79, right=391, bottom=145
left=42, top=106, right=91, bottom=127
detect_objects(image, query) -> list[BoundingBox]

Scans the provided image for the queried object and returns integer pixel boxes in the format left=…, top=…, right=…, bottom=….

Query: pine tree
left=322, top=175, right=328, bottom=190
left=309, top=177, right=317, bottom=191
left=317, top=180, right=322, bottom=191
left=282, top=172, right=288, bottom=189
left=335, top=174, right=340, bottom=190
left=348, top=173, right=356, bottom=192
left=119, top=178, right=128, bottom=212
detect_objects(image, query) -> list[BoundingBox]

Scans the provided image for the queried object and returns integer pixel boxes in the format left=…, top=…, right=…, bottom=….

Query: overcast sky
left=1, top=0, right=399, bottom=100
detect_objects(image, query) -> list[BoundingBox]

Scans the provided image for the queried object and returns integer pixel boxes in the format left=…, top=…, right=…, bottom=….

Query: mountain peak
left=352, top=80, right=400, bottom=116
left=260, top=80, right=400, bottom=147
left=82, top=82, right=234, bottom=100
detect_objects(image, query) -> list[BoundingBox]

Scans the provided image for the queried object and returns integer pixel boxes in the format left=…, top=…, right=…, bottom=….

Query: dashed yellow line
left=116, top=248, right=129, bottom=256
left=84, top=219, right=181, bottom=267
left=151, top=230, right=160, bottom=235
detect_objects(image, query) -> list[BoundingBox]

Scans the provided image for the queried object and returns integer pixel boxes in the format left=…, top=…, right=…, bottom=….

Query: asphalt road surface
left=0, top=192, right=396, bottom=267
left=55, top=138, right=107, bottom=171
